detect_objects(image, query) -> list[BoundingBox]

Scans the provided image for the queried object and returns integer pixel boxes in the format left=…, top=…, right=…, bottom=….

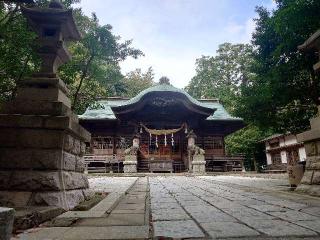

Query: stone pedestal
left=0, top=76, right=92, bottom=210
left=123, top=155, right=138, bottom=173
left=297, top=112, right=320, bottom=196
left=192, top=155, right=206, bottom=174
left=0, top=207, right=14, bottom=240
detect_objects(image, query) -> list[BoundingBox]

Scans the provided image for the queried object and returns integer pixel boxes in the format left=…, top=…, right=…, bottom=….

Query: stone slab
left=249, top=204, right=288, bottom=212
left=43, top=217, right=79, bottom=227
left=20, top=77, right=69, bottom=94
left=296, top=184, right=320, bottom=197
left=0, top=207, right=14, bottom=240
left=0, top=128, right=89, bottom=152
left=151, top=201, right=180, bottom=209
left=201, top=222, right=260, bottom=238
left=268, top=210, right=318, bottom=222
left=1, top=100, right=71, bottom=116
left=62, top=226, right=149, bottom=239
left=153, top=220, right=205, bottom=239
left=33, top=189, right=89, bottom=210
left=189, top=211, right=237, bottom=223
left=295, top=220, right=320, bottom=233
left=115, top=203, right=145, bottom=210
left=0, top=149, right=83, bottom=172
left=90, top=192, right=123, bottom=213
left=17, top=227, right=70, bottom=240
left=151, top=208, right=190, bottom=221
left=57, top=211, right=103, bottom=218
left=301, top=207, right=320, bottom=216
left=112, top=208, right=145, bottom=214
left=16, top=86, right=71, bottom=108
left=0, top=170, right=88, bottom=191
left=75, top=214, right=145, bottom=226
left=244, top=219, right=317, bottom=237
left=0, top=191, right=32, bottom=207
left=14, top=206, right=64, bottom=230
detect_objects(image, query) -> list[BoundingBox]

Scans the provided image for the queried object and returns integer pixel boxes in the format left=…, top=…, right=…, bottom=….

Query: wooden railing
left=83, top=154, right=124, bottom=173
left=205, top=155, right=244, bottom=172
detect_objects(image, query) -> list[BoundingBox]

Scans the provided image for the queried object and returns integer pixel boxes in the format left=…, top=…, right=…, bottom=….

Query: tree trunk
left=72, top=55, right=94, bottom=110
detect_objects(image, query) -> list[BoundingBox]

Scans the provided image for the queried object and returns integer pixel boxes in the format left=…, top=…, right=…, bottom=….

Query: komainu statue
left=124, top=144, right=139, bottom=156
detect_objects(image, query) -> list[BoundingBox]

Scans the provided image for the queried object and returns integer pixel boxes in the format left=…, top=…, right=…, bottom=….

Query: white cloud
left=77, top=0, right=272, bottom=88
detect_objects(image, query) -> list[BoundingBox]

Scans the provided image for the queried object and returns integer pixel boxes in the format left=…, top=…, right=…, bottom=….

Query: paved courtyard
left=16, top=175, right=320, bottom=239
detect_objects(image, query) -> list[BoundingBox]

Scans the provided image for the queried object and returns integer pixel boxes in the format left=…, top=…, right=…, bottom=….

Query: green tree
left=119, top=67, right=155, bottom=98
left=60, top=12, right=143, bottom=113
left=225, top=125, right=273, bottom=171
left=186, top=43, right=254, bottom=112
left=0, top=0, right=143, bottom=114
left=236, top=0, right=320, bottom=134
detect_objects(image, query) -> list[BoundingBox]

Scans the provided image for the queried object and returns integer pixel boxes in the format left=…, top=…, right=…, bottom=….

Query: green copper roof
left=79, top=82, right=241, bottom=121
left=79, top=98, right=241, bottom=121
left=120, top=83, right=210, bottom=109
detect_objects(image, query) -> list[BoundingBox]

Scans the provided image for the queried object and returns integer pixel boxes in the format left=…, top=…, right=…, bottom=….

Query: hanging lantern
left=155, top=135, right=158, bottom=148
left=140, top=127, right=143, bottom=134
left=185, top=125, right=188, bottom=134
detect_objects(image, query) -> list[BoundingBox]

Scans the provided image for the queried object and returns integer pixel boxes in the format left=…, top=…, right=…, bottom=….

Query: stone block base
left=0, top=170, right=89, bottom=191
left=0, top=76, right=91, bottom=211
left=296, top=184, right=320, bottom=197
left=0, top=207, right=14, bottom=240
left=192, top=161, right=206, bottom=174
left=0, top=189, right=94, bottom=210
left=123, top=161, right=137, bottom=173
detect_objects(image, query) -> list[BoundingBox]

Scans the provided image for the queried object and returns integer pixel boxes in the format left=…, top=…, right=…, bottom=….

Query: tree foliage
left=225, top=125, right=273, bottom=171
left=187, top=1, right=320, bottom=170
left=0, top=0, right=143, bottom=113
left=119, top=67, right=155, bottom=98
left=235, top=0, right=320, bottom=134
left=186, top=43, right=254, bottom=112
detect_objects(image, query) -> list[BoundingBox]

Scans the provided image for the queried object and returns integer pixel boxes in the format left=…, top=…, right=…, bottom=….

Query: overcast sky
left=77, top=0, right=276, bottom=88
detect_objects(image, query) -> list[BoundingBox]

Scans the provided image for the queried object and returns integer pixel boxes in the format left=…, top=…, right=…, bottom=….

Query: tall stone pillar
left=296, top=30, right=320, bottom=196
left=0, top=1, right=92, bottom=210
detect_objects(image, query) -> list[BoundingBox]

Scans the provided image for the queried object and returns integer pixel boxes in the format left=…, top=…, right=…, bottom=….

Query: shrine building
left=79, top=78, right=245, bottom=173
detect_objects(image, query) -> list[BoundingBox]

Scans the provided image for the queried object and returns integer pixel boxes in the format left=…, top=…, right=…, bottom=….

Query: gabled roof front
left=79, top=97, right=241, bottom=122
left=111, top=82, right=215, bottom=119
left=79, top=77, right=241, bottom=122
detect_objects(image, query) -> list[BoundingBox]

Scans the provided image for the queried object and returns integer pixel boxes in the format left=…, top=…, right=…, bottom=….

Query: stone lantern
left=0, top=0, right=91, bottom=210
left=22, top=0, right=81, bottom=76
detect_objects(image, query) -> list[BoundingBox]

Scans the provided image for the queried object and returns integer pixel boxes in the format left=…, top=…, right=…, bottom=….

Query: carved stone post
left=296, top=30, right=320, bottom=195
left=0, top=1, right=92, bottom=210
left=187, top=131, right=206, bottom=174
left=123, top=134, right=139, bottom=173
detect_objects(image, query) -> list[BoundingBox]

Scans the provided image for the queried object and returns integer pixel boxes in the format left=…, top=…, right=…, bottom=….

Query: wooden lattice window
left=213, top=137, right=223, bottom=149
left=204, top=137, right=214, bottom=150
left=92, top=137, right=113, bottom=149
left=271, top=153, right=282, bottom=165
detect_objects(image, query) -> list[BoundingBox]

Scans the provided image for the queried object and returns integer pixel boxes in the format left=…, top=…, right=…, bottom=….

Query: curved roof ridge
left=117, top=83, right=213, bottom=109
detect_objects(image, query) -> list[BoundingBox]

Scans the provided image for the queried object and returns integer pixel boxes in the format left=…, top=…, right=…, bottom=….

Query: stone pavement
left=15, top=175, right=320, bottom=239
